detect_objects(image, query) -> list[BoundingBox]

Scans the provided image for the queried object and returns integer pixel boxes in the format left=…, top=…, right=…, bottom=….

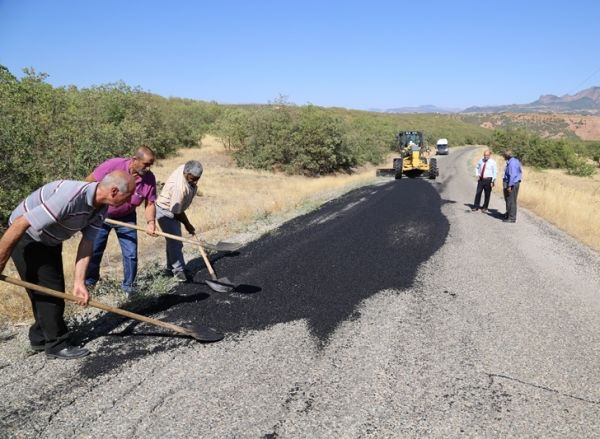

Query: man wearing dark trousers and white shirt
left=0, top=171, right=135, bottom=359
left=472, top=149, right=497, bottom=213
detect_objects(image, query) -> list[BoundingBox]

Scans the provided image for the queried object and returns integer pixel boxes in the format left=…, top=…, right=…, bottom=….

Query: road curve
left=1, top=147, right=599, bottom=437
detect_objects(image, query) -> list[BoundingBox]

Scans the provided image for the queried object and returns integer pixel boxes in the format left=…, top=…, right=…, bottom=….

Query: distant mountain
left=371, top=105, right=461, bottom=114
left=463, top=86, right=600, bottom=115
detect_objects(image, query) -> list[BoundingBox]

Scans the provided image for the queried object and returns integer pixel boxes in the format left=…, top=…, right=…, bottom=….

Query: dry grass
left=1, top=135, right=383, bottom=323
left=4, top=143, right=599, bottom=323
left=513, top=168, right=600, bottom=250
left=472, top=148, right=600, bottom=251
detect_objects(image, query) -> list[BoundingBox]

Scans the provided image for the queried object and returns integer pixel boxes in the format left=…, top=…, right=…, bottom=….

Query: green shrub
left=489, top=129, right=579, bottom=169
left=0, top=63, right=496, bottom=227
left=567, top=159, right=596, bottom=177
left=0, top=66, right=219, bottom=229
left=216, top=104, right=356, bottom=175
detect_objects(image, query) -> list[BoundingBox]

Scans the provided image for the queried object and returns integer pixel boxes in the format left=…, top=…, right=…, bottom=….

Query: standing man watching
left=155, top=160, right=203, bottom=281
left=0, top=171, right=135, bottom=359
left=84, top=146, right=158, bottom=296
left=502, top=150, right=523, bottom=223
left=472, top=149, right=497, bottom=213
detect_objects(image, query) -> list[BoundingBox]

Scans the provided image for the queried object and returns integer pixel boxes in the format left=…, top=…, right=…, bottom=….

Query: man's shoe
left=471, top=207, right=479, bottom=212
left=122, top=287, right=136, bottom=298
left=502, top=219, right=516, bottom=223
left=46, top=345, right=90, bottom=360
left=174, top=271, right=188, bottom=282
left=30, top=343, right=45, bottom=353
left=481, top=208, right=488, bottom=213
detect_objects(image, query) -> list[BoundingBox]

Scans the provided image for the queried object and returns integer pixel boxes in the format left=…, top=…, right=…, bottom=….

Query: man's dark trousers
left=474, top=177, right=493, bottom=209
left=503, top=181, right=520, bottom=221
left=10, top=234, right=69, bottom=352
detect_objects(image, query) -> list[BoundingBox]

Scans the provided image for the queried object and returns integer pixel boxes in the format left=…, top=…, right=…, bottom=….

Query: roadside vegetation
left=0, top=65, right=491, bottom=228
left=0, top=137, right=390, bottom=323
left=472, top=149, right=600, bottom=253
left=0, top=66, right=221, bottom=228
left=488, top=129, right=598, bottom=176
left=1, top=64, right=599, bottom=323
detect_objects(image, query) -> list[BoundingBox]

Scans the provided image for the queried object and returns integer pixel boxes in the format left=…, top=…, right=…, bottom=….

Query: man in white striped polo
left=0, top=171, right=135, bottom=360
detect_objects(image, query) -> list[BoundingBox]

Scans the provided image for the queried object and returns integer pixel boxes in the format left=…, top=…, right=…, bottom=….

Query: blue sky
left=1, top=0, right=599, bottom=110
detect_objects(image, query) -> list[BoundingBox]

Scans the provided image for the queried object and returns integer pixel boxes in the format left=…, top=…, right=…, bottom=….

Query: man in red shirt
left=84, top=146, right=157, bottom=296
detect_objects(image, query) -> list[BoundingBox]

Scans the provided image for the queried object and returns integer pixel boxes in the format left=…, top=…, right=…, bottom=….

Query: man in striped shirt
left=0, top=171, right=135, bottom=360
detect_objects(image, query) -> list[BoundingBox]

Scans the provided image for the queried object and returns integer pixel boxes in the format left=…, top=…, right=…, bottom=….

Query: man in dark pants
left=472, top=149, right=497, bottom=213
left=502, top=150, right=523, bottom=223
left=0, top=171, right=134, bottom=359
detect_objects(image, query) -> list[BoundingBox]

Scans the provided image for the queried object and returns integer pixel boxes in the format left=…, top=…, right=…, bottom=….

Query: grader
left=376, top=131, right=438, bottom=180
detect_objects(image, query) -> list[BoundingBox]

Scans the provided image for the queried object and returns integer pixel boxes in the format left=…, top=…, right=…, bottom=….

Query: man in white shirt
left=472, top=149, right=497, bottom=213
left=155, top=160, right=203, bottom=281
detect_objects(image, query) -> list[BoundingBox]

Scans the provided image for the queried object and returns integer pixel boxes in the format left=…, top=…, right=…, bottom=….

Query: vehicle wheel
left=429, top=158, right=438, bottom=179
left=394, top=158, right=403, bottom=179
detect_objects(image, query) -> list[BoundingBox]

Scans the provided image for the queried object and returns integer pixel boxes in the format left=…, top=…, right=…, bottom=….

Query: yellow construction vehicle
left=377, top=131, right=438, bottom=179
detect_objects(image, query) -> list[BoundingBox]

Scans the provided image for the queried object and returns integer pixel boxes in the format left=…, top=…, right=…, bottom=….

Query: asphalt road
left=1, top=147, right=600, bottom=437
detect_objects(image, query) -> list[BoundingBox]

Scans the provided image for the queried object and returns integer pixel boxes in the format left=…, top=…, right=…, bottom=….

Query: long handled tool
left=0, top=275, right=223, bottom=342
left=106, top=219, right=236, bottom=293
left=105, top=219, right=242, bottom=253
left=193, top=238, right=236, bottom=293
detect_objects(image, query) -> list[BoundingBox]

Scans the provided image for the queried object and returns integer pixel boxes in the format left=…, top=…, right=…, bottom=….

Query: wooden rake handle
left=0, top=275, right=193, bottom=337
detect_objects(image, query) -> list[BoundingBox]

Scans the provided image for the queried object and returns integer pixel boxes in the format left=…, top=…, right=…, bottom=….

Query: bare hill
left=462, top=112, right=600, bottom=141
left=464, top=86, right=600, bottom=115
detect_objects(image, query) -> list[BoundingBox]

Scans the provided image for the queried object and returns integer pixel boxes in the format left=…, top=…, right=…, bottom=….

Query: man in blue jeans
left=85, top=146, right=158, bottom=296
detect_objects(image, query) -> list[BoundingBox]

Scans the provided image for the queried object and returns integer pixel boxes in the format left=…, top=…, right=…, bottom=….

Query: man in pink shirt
left=84, top=146, right=158, bottom=296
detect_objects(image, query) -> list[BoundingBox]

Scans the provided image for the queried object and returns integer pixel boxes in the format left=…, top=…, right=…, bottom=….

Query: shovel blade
left=197, top=240, right=242, bottom=253
left=205, top=278, right=235, bottom=293
left=188, top=324, right=224, bottom=342
left=214, top=241, right=243, bottom=252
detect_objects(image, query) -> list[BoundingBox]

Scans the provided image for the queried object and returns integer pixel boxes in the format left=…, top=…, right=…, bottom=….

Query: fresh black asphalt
left=78, top=178, right=449, bottom=377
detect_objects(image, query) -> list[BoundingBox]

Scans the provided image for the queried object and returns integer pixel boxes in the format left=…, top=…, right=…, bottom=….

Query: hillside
left=463, top=86, right=600, bottom=115
left=460, top=112, right=600, bottom=141
left=374, top=105, right=461, bottom=114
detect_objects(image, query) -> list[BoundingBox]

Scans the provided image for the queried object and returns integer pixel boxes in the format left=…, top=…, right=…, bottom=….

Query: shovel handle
left=194, top=238, right=217, bottom=280
left=0, top=275, right=193, bottom=337
left=106, top=220, right=221, bottom=282
left=105, top=218, right=240, bottom=253
left=105, top=218, right=199, bottom=246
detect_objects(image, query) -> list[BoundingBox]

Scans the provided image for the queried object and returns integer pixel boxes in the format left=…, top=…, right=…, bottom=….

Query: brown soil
left=563, top=115, right=600, bottom=140
left=478, top=113, right=600, bottom=140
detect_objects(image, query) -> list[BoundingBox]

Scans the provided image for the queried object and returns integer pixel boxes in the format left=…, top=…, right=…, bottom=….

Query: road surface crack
left=488, top=373, right=600, bottom=406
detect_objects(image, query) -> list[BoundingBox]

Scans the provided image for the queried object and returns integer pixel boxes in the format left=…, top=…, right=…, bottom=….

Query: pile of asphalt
left=77, top=178, right=449, bottom=377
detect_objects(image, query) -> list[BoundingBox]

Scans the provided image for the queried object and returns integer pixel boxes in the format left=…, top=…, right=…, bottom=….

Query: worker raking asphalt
left=78, top=178, right=449, bottom=377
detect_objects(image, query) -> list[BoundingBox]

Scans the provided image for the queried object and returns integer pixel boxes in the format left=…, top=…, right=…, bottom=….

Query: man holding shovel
left=0, top=171, right=135, bottom=359
left=84, top=146, right=158, bottom=296
left=155, top=160, right=203, bottom=282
